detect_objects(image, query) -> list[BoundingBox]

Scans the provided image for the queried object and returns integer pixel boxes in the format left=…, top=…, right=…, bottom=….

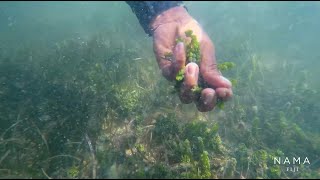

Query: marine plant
left=171, top=30, right=236, bottom=109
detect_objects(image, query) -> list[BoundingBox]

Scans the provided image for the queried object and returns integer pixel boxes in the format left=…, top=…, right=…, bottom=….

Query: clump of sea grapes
left=174, top=30, right=203, bottom=95
left=185, top=30, right=201, bottom=64
left=171, top=30, right=236, bottom=109
left=218, top=62, right=235, bottom=71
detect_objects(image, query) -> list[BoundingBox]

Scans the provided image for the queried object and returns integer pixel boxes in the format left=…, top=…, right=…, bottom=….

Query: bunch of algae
left=173, top=30, right=236, bottom=108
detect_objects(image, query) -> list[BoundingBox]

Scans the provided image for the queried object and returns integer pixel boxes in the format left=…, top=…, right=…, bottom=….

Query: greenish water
left=0, top=1, right=319, bottom=179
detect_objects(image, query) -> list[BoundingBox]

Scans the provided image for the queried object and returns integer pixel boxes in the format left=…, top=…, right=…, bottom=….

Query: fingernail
left=187, top=64, right=196, bottom=76
left=220, top=90, right=227, bottom=98
left=203, top=93, right=214, bottom=105
left=220, top=76, right=232, bottom=86
left=175, top=42, right=183, bottom=52
left=177, top=42, right=184, bottom=47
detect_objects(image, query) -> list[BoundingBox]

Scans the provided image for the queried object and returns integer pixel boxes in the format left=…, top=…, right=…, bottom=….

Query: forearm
left=126, top=1, right=185, bottom=36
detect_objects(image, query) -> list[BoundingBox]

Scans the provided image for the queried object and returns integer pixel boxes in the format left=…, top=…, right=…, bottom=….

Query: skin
left=151, top=6, right=233, bottom=112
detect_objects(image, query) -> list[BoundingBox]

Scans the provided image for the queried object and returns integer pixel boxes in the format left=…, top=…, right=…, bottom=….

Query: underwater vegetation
left=0, top=30, right=319, bottom=179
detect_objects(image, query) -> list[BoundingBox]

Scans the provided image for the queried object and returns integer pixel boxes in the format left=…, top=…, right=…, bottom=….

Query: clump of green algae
left=172, top=30, right=236, bottom=108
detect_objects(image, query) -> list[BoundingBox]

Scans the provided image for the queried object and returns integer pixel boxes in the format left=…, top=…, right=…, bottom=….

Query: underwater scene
left=0, top=1, right=319, bottom=179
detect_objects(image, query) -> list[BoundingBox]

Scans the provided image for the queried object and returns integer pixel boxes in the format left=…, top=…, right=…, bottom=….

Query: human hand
left=151, top=6, right=233, bottom=112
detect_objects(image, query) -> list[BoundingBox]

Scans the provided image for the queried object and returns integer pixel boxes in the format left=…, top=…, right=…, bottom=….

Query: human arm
left=126, top=1, right=233, bottom=112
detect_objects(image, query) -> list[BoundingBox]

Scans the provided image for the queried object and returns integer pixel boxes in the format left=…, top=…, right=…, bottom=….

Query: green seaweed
left=1, top=22, right=319, bottom=180
left=199, top=151, right=211, bottom=178
left=172, top=30, right=236, bottom=110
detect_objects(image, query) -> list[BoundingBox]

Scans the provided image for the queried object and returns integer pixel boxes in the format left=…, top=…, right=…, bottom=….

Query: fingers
left=195, top=38, right=232, bottom=111
left=215, top=87, right=233, bottom=101
left=172, top=42, right=187, bottom=76
left=153, top=26, right=186, bottom=81
left=153, top=40, right=186, bottom=81
left=204, top=75, right=232, bottom=89
left=176, top=35, right=232, bottom=109
left=153, top=26, right=233, bottom=112
left=196, top=88, right=217, bottom=112
left=199, top=33, right=233, bottom=101
left=179, top=62, right=199, bottom=103
left=179, top=63, right=228, bottom=113
left=199, top=33, right=223, bottom=88
left=195, top=87, right=232, bottom=112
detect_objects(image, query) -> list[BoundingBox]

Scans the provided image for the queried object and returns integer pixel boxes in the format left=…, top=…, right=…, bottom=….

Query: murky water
left=0, top=1, right=319, bottom=179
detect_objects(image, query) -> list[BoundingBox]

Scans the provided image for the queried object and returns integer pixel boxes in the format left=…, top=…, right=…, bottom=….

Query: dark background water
left=1, top=1, right=319, bottom=86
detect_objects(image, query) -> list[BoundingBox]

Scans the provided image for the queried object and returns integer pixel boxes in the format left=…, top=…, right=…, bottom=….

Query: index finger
left=153, top=27, right=186, bottom=81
